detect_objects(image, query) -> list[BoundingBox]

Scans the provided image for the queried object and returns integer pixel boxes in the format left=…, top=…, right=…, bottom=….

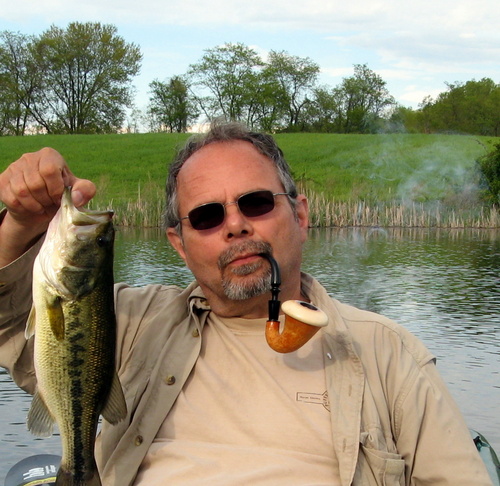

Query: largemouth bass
left=26, top=187, right=127, bottom=486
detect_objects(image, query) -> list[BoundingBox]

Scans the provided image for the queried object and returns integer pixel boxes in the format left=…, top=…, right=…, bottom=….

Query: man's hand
left=0, top=147, right=96, bottom=266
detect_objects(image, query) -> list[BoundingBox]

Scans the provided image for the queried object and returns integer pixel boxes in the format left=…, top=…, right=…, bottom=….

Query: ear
left=166, top=227, right=187, bottom=263
left=295, top=194, right=309, bottom=232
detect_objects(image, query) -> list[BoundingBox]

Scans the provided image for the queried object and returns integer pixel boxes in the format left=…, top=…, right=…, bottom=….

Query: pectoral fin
left=27, top=390, right=54, bottom=438
left=46, top=295, right=65, bottom=341
left=25, top=305, right=36, bottom=339
left=101, top=372, right=127, bottom=425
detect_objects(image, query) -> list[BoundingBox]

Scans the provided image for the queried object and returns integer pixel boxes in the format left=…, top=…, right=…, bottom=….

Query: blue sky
left=1, top=0, right=499, bottom=112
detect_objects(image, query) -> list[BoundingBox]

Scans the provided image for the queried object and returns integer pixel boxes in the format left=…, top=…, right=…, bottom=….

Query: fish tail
left=55, top=464, right=101, bottom=486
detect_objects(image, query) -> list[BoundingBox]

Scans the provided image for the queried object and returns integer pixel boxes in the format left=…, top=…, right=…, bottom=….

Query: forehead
left=177, top=140, right=281, bottom=193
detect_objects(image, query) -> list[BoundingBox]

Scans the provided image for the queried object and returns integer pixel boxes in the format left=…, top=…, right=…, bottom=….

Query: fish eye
left=96, top=236, right=109, bottom=247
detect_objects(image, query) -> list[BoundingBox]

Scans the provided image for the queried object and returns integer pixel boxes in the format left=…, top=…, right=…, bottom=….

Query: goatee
left=218, top=241, right=273, bottom=300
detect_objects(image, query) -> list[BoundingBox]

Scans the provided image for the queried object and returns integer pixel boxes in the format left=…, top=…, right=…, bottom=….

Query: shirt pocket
left=353, top=428, right=406, bottom=486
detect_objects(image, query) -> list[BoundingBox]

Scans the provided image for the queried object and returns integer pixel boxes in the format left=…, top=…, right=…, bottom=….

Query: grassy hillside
left=0, top=133, right=190, bottom=207
left=1, top=132, right=498, bottom=226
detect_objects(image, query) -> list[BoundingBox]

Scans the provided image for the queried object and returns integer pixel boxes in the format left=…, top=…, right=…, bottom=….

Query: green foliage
left=188, top=43, right=264, bottom=124
left=3, top=27, right=498, bottom=136
left=0, top=31, right=40, bottom=136
left=264, top=51, right=320, bottom=129
left=415, top=79, right=500, bottom=136
left=147, top=76, right=199, bottom=133
left=0, top=22, right=142, bottom=135
left=337, top=64, right=395, bottom=133
left=35, top=22, right=142, bottom=134
left=476, top=142, right=500, bottom=206
left=305, top=64, right=395, bottom=134
left=186, top=43, right=320, bottom=131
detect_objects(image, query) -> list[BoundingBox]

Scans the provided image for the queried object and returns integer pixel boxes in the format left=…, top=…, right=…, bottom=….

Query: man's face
left=167, top=140, right=309, bottom=318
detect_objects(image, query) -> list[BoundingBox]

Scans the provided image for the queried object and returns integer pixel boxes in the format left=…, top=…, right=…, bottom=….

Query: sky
left=1, top=0, right=499, bottom=113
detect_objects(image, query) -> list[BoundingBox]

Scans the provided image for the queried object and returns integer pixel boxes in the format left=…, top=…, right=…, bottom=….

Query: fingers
left=7, top=148, right=66, bottom=213
left=0, top=147, right=95, bottom=223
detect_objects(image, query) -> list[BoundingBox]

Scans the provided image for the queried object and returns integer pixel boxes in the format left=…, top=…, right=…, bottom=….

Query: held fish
left=25, top=187, right=127, bottom=486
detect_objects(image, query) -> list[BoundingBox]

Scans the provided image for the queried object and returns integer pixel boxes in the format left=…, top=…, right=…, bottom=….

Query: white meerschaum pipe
left=261, top=252, right=328, bottom=353
left=265, top=300, right=328, bottom=353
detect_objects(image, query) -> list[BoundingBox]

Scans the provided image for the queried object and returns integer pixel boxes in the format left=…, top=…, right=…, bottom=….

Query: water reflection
left=114, top=227, right=192, bottom=288
left=1, top=226, right=499, bottom=476
left=0, top=369, right=61, bottom=473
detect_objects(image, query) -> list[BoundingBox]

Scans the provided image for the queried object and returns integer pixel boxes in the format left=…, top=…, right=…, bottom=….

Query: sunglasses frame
left=180, top=190, right=291, bottom=230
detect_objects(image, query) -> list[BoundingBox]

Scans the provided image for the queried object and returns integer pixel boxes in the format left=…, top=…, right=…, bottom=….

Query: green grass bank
left=0, top=132, right=498, bottom=228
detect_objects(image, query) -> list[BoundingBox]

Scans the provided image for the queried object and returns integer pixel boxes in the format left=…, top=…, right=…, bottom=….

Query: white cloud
left=321, top=67, right=354, bottom=79
left=398, top=87, right=443, bottom=106
left=2, top=0, right=496, bottom=31
left=1, top=0, right=498, bottom=110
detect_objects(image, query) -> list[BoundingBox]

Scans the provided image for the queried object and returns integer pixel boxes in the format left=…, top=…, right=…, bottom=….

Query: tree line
left=146, top=47, right=397, bottom=134
left=1, top=22, right=498, bottom=136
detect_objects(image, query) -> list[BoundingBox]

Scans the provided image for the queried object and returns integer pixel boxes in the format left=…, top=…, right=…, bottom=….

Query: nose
left=223, top=202, right=253, bottom=240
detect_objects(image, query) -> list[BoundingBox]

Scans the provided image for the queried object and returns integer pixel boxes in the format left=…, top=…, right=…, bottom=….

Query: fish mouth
left=61, top=187, right=113, bottom=226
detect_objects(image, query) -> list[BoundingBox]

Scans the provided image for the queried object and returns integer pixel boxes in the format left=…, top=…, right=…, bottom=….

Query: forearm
left=0, top=209, right=47, bottom=268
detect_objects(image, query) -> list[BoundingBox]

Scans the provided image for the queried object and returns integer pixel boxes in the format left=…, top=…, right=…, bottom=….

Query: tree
left=147, top=76, right=199, bottom=132
left=306, top=85, right=342, bottom=132
left=264, top=51, right=320, bottom=130
left=335, top=64, right=395, bottom=133
left=245, top=69, right=288, bottom=131
left=187, top=43, right=264, bottom=125
left=386, top=105, right=421, bottom=133
left=30, top=22, right=142, bottom=133
left=0, top=31, right=41, bottom=135
left=419, top=79, right=500, bottom=136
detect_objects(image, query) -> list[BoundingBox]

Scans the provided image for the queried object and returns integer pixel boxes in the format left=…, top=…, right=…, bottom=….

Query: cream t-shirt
left=134, top=312, right=338, bottom=485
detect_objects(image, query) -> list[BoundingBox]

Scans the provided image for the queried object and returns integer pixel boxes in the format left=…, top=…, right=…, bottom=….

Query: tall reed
left=4, top=187, right=498, bottom=228
left=305, top=190, right=500, bottom=229
left=91, top=180, right=166, bottom=228
left=94, top=189, right=500, bottom=228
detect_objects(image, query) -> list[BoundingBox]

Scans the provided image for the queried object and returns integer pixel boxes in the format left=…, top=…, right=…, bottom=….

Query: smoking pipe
left=261, top=254, right=328, bottom=353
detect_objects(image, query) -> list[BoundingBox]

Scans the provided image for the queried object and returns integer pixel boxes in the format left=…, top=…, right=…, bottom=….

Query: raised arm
left=0, top=147, right=96, bottom=267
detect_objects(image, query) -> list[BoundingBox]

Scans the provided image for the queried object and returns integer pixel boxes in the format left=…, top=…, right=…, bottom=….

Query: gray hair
left=164, top=122, right=298, bottom=230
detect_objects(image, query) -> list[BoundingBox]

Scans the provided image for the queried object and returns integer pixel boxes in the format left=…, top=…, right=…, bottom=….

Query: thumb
left=68, top=178, right=97, bottom=208
left=60, top=162, right=96, bottom=207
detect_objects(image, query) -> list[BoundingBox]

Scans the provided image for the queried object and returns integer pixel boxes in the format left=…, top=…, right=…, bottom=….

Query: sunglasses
left=180, top=190, right=291, bottom=230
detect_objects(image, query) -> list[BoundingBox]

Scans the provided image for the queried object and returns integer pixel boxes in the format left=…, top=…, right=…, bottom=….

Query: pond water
left=1, top=226, right=499, bottom=479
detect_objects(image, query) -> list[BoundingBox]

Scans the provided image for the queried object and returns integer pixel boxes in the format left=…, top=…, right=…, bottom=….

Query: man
left=0, top=123, right=492, bottom=485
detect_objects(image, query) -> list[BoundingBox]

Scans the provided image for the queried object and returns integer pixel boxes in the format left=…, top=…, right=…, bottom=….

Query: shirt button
left=192, top=329, right=200, bottom=337
left=134, top=435, right=143, bottom=446
left=165, top=375, right=176, bottom=385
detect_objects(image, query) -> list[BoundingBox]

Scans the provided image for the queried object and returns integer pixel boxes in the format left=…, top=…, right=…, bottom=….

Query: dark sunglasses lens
left=238, top=191, right=275, bottom=217
left=189, top=203, right=225, bottom=230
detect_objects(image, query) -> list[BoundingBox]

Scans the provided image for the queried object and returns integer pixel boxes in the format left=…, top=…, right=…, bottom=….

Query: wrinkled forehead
left=176, top=141, right=283, bottom=201
left=180, top=139, right=277, bottom=177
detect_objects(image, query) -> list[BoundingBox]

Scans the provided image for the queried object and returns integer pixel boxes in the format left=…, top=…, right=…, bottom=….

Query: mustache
left=218, top=240, right=273, bottom=270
